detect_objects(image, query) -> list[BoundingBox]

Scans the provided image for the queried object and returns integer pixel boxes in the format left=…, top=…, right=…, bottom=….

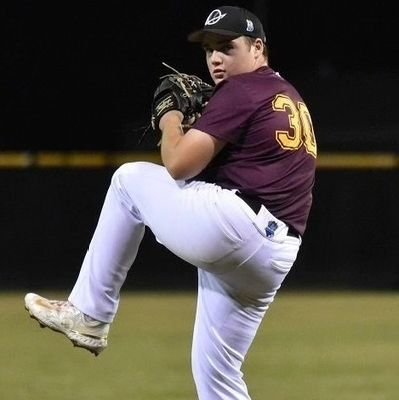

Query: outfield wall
left=1, top=153, right=398, bottom=290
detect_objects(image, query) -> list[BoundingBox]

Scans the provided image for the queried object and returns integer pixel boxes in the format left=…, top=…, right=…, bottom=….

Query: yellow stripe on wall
left=0, top=152, right=162, bottom=169
left=0, top=151, right=397, bottom=169
left=316, top=153, right=398, bottom=169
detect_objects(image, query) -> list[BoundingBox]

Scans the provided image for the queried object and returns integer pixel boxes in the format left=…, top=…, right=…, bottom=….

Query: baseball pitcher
left=25, top=6, right=317, bottom=399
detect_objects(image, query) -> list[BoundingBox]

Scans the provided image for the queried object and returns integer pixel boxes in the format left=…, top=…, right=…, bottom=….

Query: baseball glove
left=151, top=62, right=214, bottom=133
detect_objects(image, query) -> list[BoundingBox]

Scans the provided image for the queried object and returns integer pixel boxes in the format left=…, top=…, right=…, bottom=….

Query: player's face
left=202, top=36, right=260, bottom=84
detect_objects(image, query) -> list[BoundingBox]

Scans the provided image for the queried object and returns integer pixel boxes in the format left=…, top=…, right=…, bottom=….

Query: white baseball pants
left=69, top=161, right=301, bottom=400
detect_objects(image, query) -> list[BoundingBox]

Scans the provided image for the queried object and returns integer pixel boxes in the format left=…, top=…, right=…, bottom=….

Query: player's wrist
left=159, top=110, right=184, bottom=131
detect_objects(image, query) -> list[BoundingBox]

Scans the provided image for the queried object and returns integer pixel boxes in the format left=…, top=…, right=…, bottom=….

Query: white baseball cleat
left=24, top=293, right=109, bottom=356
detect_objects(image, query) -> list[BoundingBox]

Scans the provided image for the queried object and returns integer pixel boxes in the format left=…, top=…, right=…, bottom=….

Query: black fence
left=1, top=165, right=398, bottom=291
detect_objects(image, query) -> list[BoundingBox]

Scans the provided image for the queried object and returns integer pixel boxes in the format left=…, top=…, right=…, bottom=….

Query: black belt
left=235, top=192, right=300, bottom=238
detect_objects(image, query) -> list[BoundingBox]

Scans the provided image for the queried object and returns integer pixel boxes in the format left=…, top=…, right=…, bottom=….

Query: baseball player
left=25, top=6, right=317, bottom=400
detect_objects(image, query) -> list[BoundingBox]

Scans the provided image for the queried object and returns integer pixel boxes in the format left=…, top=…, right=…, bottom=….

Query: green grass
left=1, top=290, right=398, bottom=399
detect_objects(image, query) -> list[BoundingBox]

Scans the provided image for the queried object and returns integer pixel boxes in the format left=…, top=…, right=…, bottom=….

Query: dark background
left=3, top=0, right=398, bottom=151
left=1, top=168, right=398, bottom=291
left=2, top=1, right=398, bottom=291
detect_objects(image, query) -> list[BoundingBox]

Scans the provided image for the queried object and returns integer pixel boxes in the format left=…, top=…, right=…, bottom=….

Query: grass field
left=1, top=290, right=398, bottom=399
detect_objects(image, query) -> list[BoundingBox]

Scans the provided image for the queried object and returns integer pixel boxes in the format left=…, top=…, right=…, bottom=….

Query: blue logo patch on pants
left=265, top=221, right=278, bottom=238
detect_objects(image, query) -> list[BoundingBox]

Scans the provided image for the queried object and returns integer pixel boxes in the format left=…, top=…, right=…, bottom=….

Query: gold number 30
left=272, top=94, right=317, bottom=158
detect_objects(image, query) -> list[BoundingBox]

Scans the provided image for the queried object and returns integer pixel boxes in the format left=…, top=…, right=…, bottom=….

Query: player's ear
left=253, top=38, right=264, bottom=59
left=252, top=39, right=264, bottom=59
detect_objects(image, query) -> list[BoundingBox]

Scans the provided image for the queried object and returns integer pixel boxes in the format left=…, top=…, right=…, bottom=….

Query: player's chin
left=213, top=76, right=225, bottom=85
left=212, top=71, right=225, bottom=83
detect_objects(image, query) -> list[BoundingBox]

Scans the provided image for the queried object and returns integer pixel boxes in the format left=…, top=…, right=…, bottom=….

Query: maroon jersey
left=192, top=66, right=317, bottom=235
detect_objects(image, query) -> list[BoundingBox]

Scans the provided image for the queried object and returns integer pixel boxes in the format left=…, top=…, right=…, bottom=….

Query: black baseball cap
left=188, top=6, right=266, bottom=44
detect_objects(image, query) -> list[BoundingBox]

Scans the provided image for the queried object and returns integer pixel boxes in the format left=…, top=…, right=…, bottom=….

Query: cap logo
left=205, top=9, right=227, bottom=26
left=246, top=19, right=254, bottom=32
